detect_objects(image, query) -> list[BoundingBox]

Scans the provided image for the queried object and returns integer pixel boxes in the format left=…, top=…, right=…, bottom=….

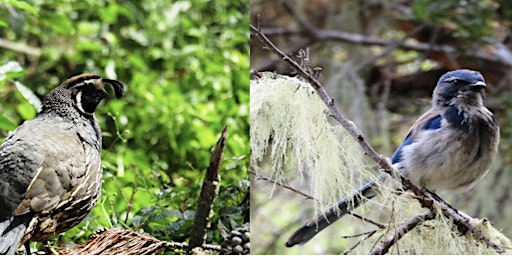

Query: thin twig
left=342, top=230, right=378, bottom=255
left=341, top=230, right=378, bottom=239
left=251, top=23, right=401, bottom=193
left=249, top=169, right=314, bottom=200
left=255, top=40, right=314, bottom=72
left=124, top=168, right=138, bottom=224
left=348, top=213, right=386, bottom=229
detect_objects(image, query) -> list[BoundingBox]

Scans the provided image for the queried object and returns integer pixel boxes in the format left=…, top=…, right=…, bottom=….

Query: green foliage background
left=0, top=0, right=249, bottom=253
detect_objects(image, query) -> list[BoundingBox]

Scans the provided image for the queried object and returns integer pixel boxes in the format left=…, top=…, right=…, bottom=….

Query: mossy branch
left=370, top=210, right=435, bottom=254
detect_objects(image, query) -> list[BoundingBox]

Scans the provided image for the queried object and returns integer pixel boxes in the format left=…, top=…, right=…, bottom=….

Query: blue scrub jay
left=285, top=69, right=500, bottom=247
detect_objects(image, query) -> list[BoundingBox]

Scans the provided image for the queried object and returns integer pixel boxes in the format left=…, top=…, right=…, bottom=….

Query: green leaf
left=7, top=0, right=38, bottom=16
left=42, top=13, right=73, bottom=35
left=15, top=81, right=42, bottom=112
left=0, top=114, right=17, bottom=131
left=16, top=101, right=36, bottom=121
left=0, top=61, right=24, bottom=81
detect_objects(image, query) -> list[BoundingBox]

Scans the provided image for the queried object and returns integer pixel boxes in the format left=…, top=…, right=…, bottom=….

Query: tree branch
left=370, top=210, right=435, bottom=254
left=256, top=28, right=512, bottom=69
left=0, top=38, right=41, bottom=57
left=188, top=126, right=227, bottom=249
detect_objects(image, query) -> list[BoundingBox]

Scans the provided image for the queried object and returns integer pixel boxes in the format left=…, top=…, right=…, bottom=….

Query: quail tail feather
left=0, top=217, right=27, bottom=255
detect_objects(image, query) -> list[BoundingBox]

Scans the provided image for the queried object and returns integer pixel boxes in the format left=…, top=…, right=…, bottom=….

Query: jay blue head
left=433, top=69, right=487, bottom=108
left=392, top=69, right=499, bottom=192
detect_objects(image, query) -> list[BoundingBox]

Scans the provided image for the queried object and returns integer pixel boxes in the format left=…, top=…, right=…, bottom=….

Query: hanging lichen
left=250, top=72, right=375, bottom=212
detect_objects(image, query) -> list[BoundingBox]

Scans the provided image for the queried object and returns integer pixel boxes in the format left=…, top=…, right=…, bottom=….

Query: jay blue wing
left=285, top=69, right=499, bottom=247
left=391, top=114, right=442, bottom=164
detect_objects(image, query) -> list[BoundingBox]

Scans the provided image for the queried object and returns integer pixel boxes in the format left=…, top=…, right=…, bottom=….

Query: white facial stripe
left=76, top=90, right=84, bottom=113
left=69, top=78, right=103, bottom=90
left=75, top=90, right=92, bottom=115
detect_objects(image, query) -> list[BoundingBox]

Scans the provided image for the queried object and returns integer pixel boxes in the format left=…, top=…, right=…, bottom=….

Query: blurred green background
left=0, top=0, right=249, bottom=253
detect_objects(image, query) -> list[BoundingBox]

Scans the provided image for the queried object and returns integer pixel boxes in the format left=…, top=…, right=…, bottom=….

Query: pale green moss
left=250, top=72, right=375, bottom=213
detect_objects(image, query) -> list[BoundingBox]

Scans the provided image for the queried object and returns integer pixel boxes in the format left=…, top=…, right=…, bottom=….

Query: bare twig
left=249, top=169, right=314, bottom=200
left=250, top=24, right=506, bottom=254
left=256, top=40, right=314, bottom=72
left=342, top=230, right=378, bottom=255
left=251, top=23, right=402, bottom=193
left=348, top=213, right=387, bottom=229
left=341, top=230, right=378, bottom=239
left=370, top=210, right=435, bottom=254
left=124, top=167, right=138, bottom=224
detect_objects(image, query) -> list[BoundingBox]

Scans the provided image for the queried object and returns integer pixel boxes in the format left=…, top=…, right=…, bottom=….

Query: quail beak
left=100, top=89, right=109, bottom=99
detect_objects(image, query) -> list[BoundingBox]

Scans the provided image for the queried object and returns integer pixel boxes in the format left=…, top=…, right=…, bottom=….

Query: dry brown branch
left=255, top=2, right=512, bottom=76
left=370, top=210, right=435, bottom=255
left=280, top=0, right=425, bottom=71
left=251, top=22, right=402, bottom=192
left=188, top=126, right=227, bottom=249
left=341, top=230, right=378, bottom=239
left=256, top=40, right=313, bottom=72
left=55, top=228, right=222, bottom=255
left=250, top=23, right=506, bottom=254
left=56, top=228, right=191, bottom=255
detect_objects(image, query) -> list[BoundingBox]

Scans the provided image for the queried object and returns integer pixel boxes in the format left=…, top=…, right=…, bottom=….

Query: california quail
left=0, top=74, right=125, bottom=254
